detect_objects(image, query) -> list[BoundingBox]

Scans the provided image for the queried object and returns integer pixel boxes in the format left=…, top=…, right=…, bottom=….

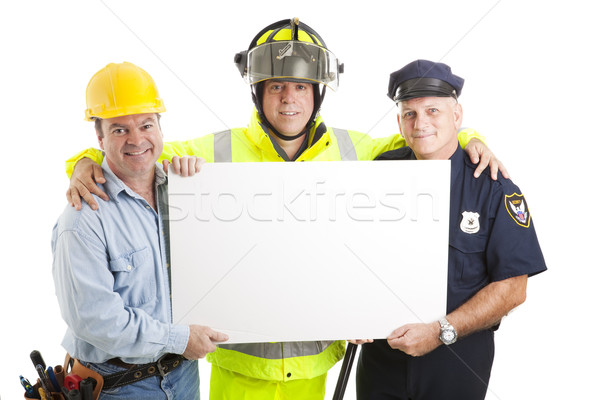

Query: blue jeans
left=84, top=359, right=200, bottom=400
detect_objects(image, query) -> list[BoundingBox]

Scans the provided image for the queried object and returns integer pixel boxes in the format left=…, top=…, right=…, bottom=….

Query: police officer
left=356, top=60, right=547, bottom=400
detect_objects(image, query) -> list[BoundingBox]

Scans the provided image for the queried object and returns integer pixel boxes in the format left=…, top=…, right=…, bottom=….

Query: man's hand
left=183, top=325, right=229, bottom=360
left=66, top=158, right=108, bottom=211
left=464, top=138, right=510, bottom=180
left=162, top=156, right=205, bottom=176
left=387, top=322, right=441, bottom=357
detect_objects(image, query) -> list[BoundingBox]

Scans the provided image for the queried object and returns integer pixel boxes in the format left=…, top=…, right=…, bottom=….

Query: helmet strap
left=251, top=82, right=327, bottom=142
left=311, top=84, right=326, bottom=122
left=271, top=128, right=308, bottom=141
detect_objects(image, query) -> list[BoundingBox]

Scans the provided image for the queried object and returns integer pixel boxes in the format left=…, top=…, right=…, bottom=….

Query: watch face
left=442, top=330, right=456, bottom=343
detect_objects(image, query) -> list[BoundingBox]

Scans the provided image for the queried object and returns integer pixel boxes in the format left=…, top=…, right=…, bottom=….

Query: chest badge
left=460, top=211, right=480, bottom=234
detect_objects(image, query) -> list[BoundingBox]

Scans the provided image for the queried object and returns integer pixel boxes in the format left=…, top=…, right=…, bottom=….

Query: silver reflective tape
left=213, top=130, right=232, bottom=163
left=219, top=340, right=335, bottom=359
left=332, top=128, right=357, bottom=161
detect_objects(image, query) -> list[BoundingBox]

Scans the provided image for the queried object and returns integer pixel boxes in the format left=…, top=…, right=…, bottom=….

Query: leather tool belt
left=102, top=353, right=185, bottom=389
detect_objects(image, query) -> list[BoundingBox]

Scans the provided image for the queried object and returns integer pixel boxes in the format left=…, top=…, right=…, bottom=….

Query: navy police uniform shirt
left=376, top=145, right=546, bottom=312
left=356, top=146, right=547, bottom=400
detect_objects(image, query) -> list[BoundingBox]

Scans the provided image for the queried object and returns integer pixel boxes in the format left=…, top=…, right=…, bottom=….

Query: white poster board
left=169, top=160, right=450, bottom=343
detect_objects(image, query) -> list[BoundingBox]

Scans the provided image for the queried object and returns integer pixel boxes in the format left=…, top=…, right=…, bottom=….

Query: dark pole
left=332, top=342, right=358, bottom=400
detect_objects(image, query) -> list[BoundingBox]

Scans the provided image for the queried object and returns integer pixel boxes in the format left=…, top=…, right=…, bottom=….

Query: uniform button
left=326, top=141, right=330, bottom=146
left=287, top=372, right=291, bottom=378
left=127, top=265, right=133, bottom=271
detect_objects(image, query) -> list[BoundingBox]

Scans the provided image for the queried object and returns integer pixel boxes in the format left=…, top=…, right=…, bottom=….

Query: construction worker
left=52, top=62, right=227, bottom=399
left=64, top=19, right=506, bottom=399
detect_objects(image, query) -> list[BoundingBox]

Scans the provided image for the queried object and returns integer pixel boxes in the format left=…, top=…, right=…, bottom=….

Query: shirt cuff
left=167, top=324, right=190, bottom=355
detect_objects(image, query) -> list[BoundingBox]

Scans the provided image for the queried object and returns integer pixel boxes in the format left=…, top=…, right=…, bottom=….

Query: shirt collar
left=101, top=158, right=166, bottom=203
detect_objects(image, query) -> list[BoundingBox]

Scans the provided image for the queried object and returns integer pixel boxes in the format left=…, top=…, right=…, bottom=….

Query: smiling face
left=397, top=96, right=463, bottom=160
left=98, top=113, right=163, bottom=184
left=261, top=80, right=314, bottom=136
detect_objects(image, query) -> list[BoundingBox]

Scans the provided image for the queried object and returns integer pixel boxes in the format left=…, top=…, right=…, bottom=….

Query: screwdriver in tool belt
left=30, top=350, right=46, bottom=371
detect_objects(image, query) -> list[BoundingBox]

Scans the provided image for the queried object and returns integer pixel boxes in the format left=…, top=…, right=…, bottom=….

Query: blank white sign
left=169, top=160, right=450, bottom=343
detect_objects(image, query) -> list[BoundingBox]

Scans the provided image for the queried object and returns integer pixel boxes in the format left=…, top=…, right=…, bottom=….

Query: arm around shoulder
left=161, top=134, right=215, bottom=164
left=459, top=128, right=510, bottom=180
left=66, top=147, right=104, bottom=178
left=348, top=130, right=406, bottom=160
left=66, top=155, right=108, bottom=211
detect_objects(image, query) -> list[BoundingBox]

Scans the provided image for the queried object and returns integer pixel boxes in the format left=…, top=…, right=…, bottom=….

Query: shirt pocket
left=109, top=247, right=157, bottom=307
left=448, top=232, right=488, bottom=288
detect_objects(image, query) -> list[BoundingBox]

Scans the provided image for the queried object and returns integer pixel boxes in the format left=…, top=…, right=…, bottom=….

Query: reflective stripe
left=219, top=340, right=335, bottom=360
left=213, top=130, right=232, bottom=162
left=332, top=128, right=357, bottom=161
left=211, top=126, right=346, bottom=365
left=214, top=127, right=357, bottom=162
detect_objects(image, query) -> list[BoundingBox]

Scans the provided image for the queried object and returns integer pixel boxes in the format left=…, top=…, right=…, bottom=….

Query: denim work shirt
left=52, top=159, right=189, bottom=364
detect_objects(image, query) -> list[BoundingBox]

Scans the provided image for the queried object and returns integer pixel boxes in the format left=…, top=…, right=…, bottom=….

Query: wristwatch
left=439, top=317, right=458, bottom=345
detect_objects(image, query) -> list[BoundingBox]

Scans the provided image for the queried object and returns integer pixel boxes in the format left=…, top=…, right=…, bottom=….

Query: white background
left=0, top=0, right=596, bottom=399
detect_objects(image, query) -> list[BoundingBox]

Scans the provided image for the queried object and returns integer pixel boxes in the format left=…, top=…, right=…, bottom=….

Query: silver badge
left=460, top=211, right=480, bottom=234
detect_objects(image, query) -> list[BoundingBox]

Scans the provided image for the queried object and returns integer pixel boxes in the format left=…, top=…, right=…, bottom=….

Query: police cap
left=387, top=59, right=464, bottom=102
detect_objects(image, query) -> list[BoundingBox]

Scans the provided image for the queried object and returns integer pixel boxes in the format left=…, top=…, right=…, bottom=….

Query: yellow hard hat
left=84, top=62, right=166, bottom=121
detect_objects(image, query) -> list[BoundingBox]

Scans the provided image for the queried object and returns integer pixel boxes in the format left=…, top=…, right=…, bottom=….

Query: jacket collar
left=245, top=109, right=329, bottom=155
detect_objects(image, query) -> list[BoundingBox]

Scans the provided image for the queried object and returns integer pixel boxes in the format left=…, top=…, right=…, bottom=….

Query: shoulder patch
left=504, top=193, right=530, bottom=228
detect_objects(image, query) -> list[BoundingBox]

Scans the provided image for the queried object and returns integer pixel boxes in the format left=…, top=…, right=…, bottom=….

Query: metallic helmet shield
left=244, top=41, right=340, bottom=91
